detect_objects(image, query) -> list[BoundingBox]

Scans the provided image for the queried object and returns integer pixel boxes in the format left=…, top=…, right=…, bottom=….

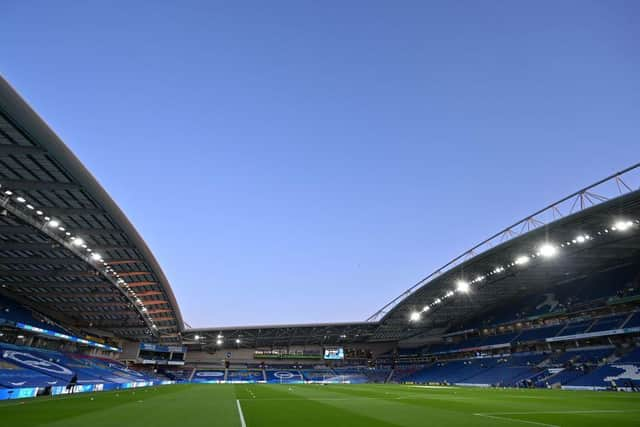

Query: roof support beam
left=19, top=291, right=119, bottom=298
left=43, top=207, right=103, bottom=216
left=0, top=242, right=62, bottom=251
left=105, top=259, right=142, bottom=265
left=0, top=225, right=38, bottom=235
left=0, top=145, right=45, bottom=156
left=2, top=269, right=100, bottom=277
left=126, top=281, right=158, bottom=287
left=147, top=308, right=172, bottom=314
left=117, top=271, right=151, bottom=277
left=0, top=179, right=79, bottom=191
left=151, top=316, right=175, bottom=322
left=0, top=256, right=85, bottom=265
left=1, top=280, right=112, bottom=288
left=143, top=300, right=168, bottom=306
left=135, top=290, right=162, bottom=297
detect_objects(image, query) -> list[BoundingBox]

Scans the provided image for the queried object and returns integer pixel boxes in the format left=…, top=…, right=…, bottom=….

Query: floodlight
left=613, top=220, right=633, bottom=231
left=216, top=339, right=223, bottom=345
left=409, top=311, right=421, bottom=321
left=72, top=238, right=84, bottom=247
left=538, top=243, right=557, bottom=258
left=515, top=255, right=530, bottom=265
left=47, top=219, right=60, bottom=228
left=456, top=280, right=470, bottom=293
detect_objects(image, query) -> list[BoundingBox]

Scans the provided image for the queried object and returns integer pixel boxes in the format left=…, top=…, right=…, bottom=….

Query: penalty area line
left=236, top=399, right=247, bottom=427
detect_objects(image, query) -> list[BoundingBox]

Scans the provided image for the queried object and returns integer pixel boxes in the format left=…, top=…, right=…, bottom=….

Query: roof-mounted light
left=613, top=220, right=633, bottom=231
left=538, top=243, right=557, bottom=258
left=456, top=280, right=470, bottom=293
left=409, top=311, right=421, bottom=321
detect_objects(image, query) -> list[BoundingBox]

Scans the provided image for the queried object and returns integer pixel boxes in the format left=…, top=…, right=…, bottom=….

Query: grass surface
left=1, top=383, right=639, bottom=426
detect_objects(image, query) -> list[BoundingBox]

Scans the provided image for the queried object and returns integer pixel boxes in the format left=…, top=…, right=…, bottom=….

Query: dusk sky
left=2, top=1, right=639, bottom=327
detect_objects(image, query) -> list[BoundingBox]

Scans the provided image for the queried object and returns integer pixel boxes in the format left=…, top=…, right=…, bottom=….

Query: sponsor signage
left=15, top=322, right=120, bottom=352
left=545, top=326, right=640, bottom=343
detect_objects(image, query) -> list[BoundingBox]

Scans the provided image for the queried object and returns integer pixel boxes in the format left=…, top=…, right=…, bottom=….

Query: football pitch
left=2, top=384, right=640, bottom=427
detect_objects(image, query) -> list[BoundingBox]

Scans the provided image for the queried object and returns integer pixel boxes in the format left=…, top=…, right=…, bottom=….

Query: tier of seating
left=464, top=264, right=639, bottom=329
left=420, top=312, right=637, bottom=357
left=331, top=367, right=390, bottom=383
left=392, top=345, right=640, bottom=390
left=0, top=295, right=70, bottom=335
left=226, top=369, right=264, bottom=382
left=159, top=368, right=193, bottom=382
left=191, top=369, right=226, bottom=383
left=562, top=347, right=640, bottom=389
left=265, top=369, right=304, bottom=383
left=547, top=346, right=614, bottom=365
left=300, top=368, right=335, bottom=381
left=0, top=342, right=161, bottom=390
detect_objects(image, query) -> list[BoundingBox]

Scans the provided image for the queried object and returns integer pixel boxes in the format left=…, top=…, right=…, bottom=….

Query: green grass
left=1, top=383, right=639, bottom=426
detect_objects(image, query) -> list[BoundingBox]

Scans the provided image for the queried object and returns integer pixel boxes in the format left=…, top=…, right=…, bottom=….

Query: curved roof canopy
left=0, top=76, right=183, bottom=343
left=372, top=185, right=640, bottom=343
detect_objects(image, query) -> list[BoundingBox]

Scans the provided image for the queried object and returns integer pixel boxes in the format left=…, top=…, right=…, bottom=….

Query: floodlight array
left=0, top=185, right=161, bottom=332
left=409, top=217, right=639, bottom=321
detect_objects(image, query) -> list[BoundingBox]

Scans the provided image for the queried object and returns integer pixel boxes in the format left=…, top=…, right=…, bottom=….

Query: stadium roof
left=371, top=167, right=640, bottom=343
left=185, top=166, right=640, bottom=347
left=185, top=322, right=380, bottom=348
left=0, top=76, right=183, bottom=343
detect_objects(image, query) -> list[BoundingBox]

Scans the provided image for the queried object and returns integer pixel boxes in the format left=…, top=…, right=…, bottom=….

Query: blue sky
left=2, top=1, right=639, bottom=327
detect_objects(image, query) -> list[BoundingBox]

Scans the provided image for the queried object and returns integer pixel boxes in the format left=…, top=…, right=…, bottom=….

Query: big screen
left=323, top=348, right=344, bottom=360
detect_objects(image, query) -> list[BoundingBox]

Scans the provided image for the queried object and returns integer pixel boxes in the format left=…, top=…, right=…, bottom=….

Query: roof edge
left=0, top=75, right=185, bottom=333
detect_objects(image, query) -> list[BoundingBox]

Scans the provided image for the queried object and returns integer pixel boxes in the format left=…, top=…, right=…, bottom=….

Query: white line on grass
left=408, top=385, right=458, bottom=389
left=473, top=409, right=640, bottom=427
left=473, top=413, right=559, bottom=427
left=236, top=399, right=247, bottom=427
left=476, top=410, right=640, bottom=415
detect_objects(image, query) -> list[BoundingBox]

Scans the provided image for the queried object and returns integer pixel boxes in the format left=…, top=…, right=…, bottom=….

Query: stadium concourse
left=1, top=75, right=640, bottom=426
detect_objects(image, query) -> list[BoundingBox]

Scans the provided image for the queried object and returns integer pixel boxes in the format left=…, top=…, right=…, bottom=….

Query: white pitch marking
left=473, top=413, right=558, bottom=427
left=408, top=385, right=457, bottom=389
left=473, top=409, right=640, bottom=427
left=236, top=399, right=247, bottom=427
left=476, top=410, right=640, bottom=415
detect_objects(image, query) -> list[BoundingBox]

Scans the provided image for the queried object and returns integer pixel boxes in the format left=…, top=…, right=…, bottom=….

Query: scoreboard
left=323, top=347, right=344, bottom=360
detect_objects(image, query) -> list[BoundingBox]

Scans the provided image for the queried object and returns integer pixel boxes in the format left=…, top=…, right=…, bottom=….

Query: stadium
left=0, top=74, right=639, bottom=426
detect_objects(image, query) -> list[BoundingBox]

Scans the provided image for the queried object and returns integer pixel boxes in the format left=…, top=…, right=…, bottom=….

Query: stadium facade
left=1, top=75, right=639, bottom=399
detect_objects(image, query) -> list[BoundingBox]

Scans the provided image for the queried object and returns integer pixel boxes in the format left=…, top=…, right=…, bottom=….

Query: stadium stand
left=266, top=369, right=304, bottom=384
left=226, top=369, right=264, bottom=383
left=300, top=368, right=336, bottom=382
left=191, top=369, right=226, bottom=383
left=0, top=342, right=162, bottom=392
